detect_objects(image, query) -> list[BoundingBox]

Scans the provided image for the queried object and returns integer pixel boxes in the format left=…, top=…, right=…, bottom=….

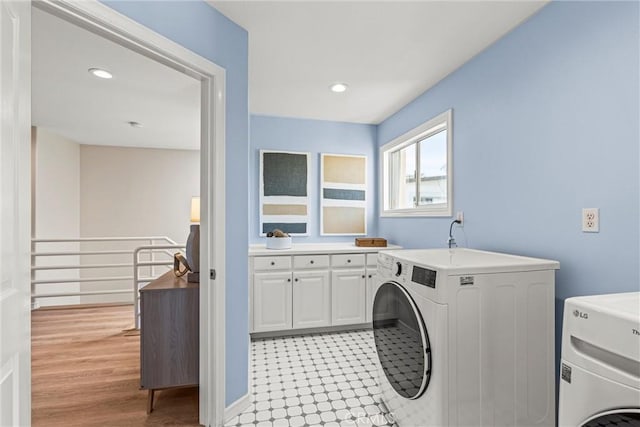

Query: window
left=381, top=110, right=452, bottom=216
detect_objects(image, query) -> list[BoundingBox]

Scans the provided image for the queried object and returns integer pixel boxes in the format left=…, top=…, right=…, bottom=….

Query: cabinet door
left=141, top=288, right=199, bottom=390
left=331, top=269, right=366, bottom=325
left=292, top=271, right=330, bottom=329
left=365, top=268, right=379, bottom=323
left=253, top=272, right=292, bottom=332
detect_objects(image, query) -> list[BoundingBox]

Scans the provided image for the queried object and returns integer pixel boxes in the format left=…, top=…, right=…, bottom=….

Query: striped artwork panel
left=321, top=154, right=367, bottom=236
left=260, top=150, right=310, bottom=236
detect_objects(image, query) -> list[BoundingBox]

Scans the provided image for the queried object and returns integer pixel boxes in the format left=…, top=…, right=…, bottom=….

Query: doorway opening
left=29, top=1, right=226, bottom=425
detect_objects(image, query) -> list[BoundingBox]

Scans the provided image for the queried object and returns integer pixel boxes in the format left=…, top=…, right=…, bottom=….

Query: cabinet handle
left=287, top=278, right=291, bottom=282
left=310, top=260, right=314, bottom=264
left=368, top=275, right=372, bottom=278
left=362, top=275, right=365, bottom=279
left=347, top=259, right=351, bottom=263
left=294, top=278, right=299, bottom=282
left=270, top=261, right=275, bottom=266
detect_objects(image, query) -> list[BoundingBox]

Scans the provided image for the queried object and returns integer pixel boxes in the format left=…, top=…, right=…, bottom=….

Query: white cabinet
left=331, top=253, right=365, bottom=268
left=293, top=255, right=330, bottom=270
left=253, top=272, right=292, bottom=332
left=292, top=270, right=330, bottom=329
left=252, top=255, right=331, bottom=332
left=331, top=270, right=366, bottom=325
left=249, top=243, right=400, bottom=334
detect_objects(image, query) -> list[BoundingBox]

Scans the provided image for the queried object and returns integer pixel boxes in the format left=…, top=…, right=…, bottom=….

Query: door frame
left=32, top=1, right=227, bottom=425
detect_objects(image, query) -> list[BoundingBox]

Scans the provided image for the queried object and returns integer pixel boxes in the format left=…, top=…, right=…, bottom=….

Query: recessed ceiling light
left=127, top=121, right=142, bottom=128
left=88, top=68, right=113, bottom=79
left=330, top=83, right=348, bottom=93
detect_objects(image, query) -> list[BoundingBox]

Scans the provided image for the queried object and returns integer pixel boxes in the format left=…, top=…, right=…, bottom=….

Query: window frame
left=380, top=109, right=453, bottom=217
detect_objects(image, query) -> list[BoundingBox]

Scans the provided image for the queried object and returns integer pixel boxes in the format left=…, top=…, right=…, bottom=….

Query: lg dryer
left=373, top=248, right=559, bottom=426
left=559, top=292, right=640, bottom=426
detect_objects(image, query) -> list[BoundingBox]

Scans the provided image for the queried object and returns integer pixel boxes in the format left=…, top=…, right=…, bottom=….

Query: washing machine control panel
left=411, top=266, right=437, bottom=288
left=395, top=261, right=403, bottom=277
left=377, top=252, right=394, bottom=278
left=392, top=259, right=409, bottom=282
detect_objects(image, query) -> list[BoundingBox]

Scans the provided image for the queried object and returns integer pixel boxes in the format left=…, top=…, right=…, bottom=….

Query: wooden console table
left=140, top=271, right=199, bottom=413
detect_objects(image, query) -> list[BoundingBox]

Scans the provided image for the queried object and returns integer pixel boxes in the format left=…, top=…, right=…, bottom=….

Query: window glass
left=418, top=129, right=447, bottom=206
left=389, top=143, right=415, bottom=210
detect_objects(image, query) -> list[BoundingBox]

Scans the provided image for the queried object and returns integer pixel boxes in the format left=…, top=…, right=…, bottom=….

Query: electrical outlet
left=456, top=211, right=464, bottom=225
left=582, top=208, right=599, bottom=232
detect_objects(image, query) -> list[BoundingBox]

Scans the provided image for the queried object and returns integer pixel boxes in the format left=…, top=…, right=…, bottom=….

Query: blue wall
left=250, top=115, right=378, bottom=242
left=378, top=0, right=639, bottom=371
left=102, top=1, right=250, bottom=405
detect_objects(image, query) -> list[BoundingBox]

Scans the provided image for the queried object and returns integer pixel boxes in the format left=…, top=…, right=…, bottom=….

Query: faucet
left=448, top=219, right=461, bottom=249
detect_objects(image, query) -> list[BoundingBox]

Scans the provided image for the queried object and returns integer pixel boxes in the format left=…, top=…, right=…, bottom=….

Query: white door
left=0, top=1, right=31, bottom=425
left=292, top=270, right=330, bottom=329
left=253, top=272, right=292, bottom=332
left=331, top=270, right=366, bottom=325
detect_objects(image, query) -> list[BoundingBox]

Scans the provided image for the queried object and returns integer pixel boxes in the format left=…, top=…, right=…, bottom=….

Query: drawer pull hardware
left=362, top=275, right=365, bottom=278
left=347, top=259, right=351, bottom=263
left=310, top=260, right=314, bottom=264
left=368, top=275, right=372, bottom=278
left=270, top=261, right=275, bottom=266
left=287, top=278, right=291, bottom=282
left=294, top=278, right=299, bottom=282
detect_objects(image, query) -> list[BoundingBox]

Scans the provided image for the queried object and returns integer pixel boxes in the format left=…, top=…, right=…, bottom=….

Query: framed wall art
left=320, top=153, right=367, bottom=236
left=259, top=150, right=311, bottom=236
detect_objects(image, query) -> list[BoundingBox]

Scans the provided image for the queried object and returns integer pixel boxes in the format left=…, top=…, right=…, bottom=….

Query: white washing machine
left=373, top=248, right=559, bottom=426
left=558, top=292, right=640, bottom=426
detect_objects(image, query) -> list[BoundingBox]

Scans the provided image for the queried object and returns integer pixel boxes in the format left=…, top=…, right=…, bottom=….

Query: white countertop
left=381, top=248, right=559, bottom=274
left=249, top=242, right=401, bottom=256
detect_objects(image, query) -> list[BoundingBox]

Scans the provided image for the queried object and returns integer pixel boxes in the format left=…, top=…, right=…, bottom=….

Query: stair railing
left=31, top=237, right=184, bottom=328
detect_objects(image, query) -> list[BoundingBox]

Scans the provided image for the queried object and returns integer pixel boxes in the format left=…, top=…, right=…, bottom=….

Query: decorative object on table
left=260, top=150, right=310, bottom=236
left=265, top=228, right=292, bottom=250
left=355, top=237, right=387, bottom=247
left=173, top=252, right=191, bottom=277
left=185, top=196, right=200, bottom=283
left=320, top=153, right=367, bottom=235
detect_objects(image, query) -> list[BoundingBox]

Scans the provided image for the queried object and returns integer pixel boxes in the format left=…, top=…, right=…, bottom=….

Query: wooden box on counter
left=355, top=238, right=387, bottom=247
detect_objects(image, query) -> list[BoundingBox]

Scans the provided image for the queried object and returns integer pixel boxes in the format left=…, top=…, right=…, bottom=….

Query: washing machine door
left=581, top=409, right=640, bottom=426
left=372, top=281, right=431, bottom=400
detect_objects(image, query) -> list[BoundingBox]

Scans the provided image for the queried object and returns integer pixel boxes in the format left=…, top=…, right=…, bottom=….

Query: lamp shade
left=190, top=196, right=200, bottom=223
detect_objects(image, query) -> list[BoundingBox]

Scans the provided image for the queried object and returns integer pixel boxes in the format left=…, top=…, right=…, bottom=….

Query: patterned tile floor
left=225, top=329, right=394, bottom=427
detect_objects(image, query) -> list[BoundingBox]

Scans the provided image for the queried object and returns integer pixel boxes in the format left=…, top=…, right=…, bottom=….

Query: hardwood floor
left=32, top=304, right=199, bottom=426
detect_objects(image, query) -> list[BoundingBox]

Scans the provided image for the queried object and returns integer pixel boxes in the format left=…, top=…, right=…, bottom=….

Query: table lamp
left=186, top=196, right=200, bottom=282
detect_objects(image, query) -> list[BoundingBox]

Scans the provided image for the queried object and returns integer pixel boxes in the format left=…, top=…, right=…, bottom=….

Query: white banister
left=132, top=244, right=185, bottom=328
left=31, top=237, right=184, bottom=324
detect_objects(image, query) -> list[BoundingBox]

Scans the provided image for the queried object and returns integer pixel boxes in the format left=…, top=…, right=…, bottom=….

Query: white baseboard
left=223, top=392, right=251, bottom=424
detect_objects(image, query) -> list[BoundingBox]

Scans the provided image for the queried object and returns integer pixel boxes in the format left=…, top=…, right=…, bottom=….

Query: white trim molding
left=379, top=109, right=453, bottom=218
left=32, top=2, right=227, bottom=425
left=223, top=392, right=252, bottom=424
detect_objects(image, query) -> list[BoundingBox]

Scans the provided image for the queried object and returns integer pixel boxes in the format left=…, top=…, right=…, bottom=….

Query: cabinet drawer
left=331, top=253, right=365, bottom=268
left=293, top=255, right=329, bottom=269
left=366, top=253, right=378, bottom=267
left=253, top=256, right=291, bottom=271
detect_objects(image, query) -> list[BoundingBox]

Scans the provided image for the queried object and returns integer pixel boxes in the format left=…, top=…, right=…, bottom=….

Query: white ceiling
left=32, top=2, right=549, bottom=148
left=210, top=0, right=548, bottom=124
left=32, top=8, right=201, bottom=150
